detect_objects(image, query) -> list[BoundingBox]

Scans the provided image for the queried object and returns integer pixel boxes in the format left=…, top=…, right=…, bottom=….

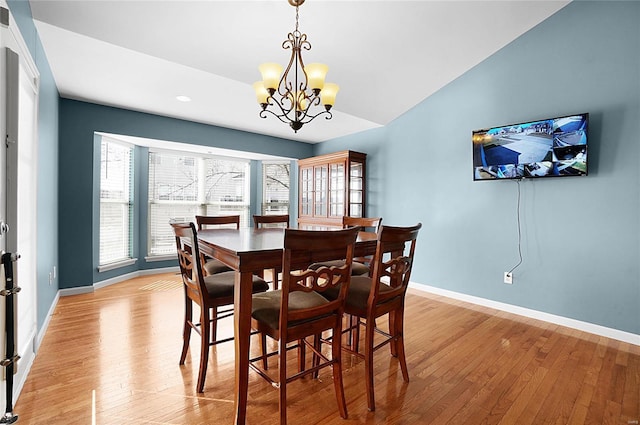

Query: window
left=148, top=151, right=250, bottom=257
left=262, top=162, right=290, bottom=215
left=99, top=139, right=134, bottom=266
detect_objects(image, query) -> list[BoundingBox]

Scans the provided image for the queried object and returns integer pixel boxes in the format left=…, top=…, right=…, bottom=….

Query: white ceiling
left=29, top=0, right=570, bottom=144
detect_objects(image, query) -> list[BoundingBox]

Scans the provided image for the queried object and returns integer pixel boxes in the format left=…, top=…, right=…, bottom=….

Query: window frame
left=262, top=161, right=291, bottom=215
left=147, top=149, right=251, bottom=258
left=98, top=137, right=136, bottom=270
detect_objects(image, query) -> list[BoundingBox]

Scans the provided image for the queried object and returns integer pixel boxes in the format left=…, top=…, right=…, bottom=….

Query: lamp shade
left=253, top=81, right=269, bottom=104
left=304, top=63, right=328, bottom=91
left=320, top=83, right=339, bottom=106
left=298, top=95, right=309, bottom=111
left=287, top=91, right=308, bottom=111
left=258, top=63, right=283, bottom=91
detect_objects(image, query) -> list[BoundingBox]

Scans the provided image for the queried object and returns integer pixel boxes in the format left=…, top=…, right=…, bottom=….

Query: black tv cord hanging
left=507, top=180, right=524, bottom=276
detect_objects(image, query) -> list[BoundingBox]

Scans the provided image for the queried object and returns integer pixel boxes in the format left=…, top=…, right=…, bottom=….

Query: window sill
left=98, top=258, right=137, bottom=273
left=145, top=254, right=176, bottom=263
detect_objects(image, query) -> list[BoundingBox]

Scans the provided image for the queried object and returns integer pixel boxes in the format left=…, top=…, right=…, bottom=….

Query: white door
left=0, top=2, right=39, bottom=412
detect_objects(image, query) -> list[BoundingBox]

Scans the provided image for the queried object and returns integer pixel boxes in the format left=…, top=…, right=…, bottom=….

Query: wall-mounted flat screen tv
left=472, top=113, right=588, bottom=181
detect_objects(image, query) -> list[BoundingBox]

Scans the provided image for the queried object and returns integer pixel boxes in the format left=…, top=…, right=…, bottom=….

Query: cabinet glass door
left=329, top=163, right=345, bottom=217
left=314, top=165, right=328, bottom=217
left=300, top=167, right=313, bottom=216
left=349, top=162, right=364, bottom=217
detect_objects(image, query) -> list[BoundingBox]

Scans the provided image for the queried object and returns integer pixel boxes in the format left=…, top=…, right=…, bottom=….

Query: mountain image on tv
left=472, top=113, right=588, bottom=180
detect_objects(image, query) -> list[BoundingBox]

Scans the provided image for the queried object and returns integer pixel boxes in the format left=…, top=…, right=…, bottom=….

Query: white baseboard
left=137, top=266, right=180, bottom=276
left=35, top=290, right=60, bottom=352
left=58, top=286, right=94, bottom=297
left=409, top=282, right=640, bottom=347
left=7, top=332, right=36, bottom=413
left=58, top=266, right=181, bottom=295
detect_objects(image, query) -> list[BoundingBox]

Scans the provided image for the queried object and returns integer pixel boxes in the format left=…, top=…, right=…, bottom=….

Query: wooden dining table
left=196, top=227, right=378, bottom=425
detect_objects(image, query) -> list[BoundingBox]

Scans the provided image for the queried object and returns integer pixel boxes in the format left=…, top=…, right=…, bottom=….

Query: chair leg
left=197, top=309, right=211, bottom=393
left=298, top=339, right=306, bottom=373
left=180, top=299, right=193, bottom=365
left=332, top=324, right=348, bottom=419
left=271, top=268, right=279, bottom=290
left=394, top=308, right=409, bottom=382
left=388, top=312, right=397, bottom=357
left=261, top=333, right=269, bottom=370
left=279, top=340, right=288, bottom=425
left=351, top=315, right=361, bottom=353
left=346, top=314, right=353, bottom=347
left=211, top=306, right=218, bottom=343
left=312, top=334, right=322, bottom=379
left=364, top=316, right=376, bottom=411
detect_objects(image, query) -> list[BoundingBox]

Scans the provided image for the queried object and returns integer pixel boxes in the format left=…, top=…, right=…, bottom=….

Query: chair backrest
left=342, top=217, right=382, bottom=266
left=368, top=223, right=422, bottom=307
left=280, top=227, right=360, bottom=328
left=171, top=222, right=207, bottom=305
left=195, top=215, right=240, bottom=230
left=342, top=216, right=382, bottom=233
left=253, top=214, right=290, bottom=229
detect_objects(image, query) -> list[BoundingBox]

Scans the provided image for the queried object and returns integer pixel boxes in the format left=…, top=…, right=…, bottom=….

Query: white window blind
left=148, top=151, right=250, bottom=257
left=99, top=139, right=133, bottom=265
left=262, top=162, right=290, bottom=214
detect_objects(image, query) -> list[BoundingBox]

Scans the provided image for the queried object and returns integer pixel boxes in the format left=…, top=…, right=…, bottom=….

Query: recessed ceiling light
left=176, top=95, right=191, bottom=102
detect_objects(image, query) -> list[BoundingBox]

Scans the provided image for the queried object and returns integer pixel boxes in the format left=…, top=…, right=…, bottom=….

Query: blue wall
left=58, top=99, right=312, bottom=289
left=8, top=0, right=639, bottom=337
left=7, top=0, right=59, bottom=331
left=316, top=1, right=640, bottom=334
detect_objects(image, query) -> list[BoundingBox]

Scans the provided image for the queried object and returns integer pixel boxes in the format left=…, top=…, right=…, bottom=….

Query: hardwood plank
left=13, top=273, right=640, bottom=425
left=621, top=351, right=640, bottom=424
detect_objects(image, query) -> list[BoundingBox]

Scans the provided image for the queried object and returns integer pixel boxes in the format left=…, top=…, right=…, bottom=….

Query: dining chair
left=253, top=214, right=290, bottom=228
left=249, top=227, right=360, bottom=425
left=253, top=214, right=290, bottom=289
left=342, top=216, right=382, bottom=275
left=195, top=215, right=240, bottom=276
left=171, top=222, right=269, bottom=393
left=322, top=223, right=422, bottom=411
left=310, top=216, right=382, bottom=276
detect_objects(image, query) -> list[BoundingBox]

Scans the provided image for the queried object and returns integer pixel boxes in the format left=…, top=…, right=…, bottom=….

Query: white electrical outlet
left=504, top=272, right=513, bottom=284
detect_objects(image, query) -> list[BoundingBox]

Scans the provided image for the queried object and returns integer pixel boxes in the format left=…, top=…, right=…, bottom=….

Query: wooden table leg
left=234, top=270, right=253, bottom=425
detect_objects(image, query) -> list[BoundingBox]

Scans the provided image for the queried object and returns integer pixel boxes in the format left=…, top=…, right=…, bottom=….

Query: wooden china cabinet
left=297, top=150, right=367, bottom=228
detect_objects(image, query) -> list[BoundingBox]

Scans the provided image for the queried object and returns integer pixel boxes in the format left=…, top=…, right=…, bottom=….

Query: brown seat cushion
left=204, top=271, right=269, bottom=299
left=203, top=258, right=233, bottom=275
left=321, top=275, right=393, bottom=312
left=252, top=290, right=330, bottom=330
left=308, top=259, right=370, bottom=276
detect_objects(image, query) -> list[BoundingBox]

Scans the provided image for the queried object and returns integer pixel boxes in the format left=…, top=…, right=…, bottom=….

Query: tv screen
left=472, top=113, right=588, bottom=180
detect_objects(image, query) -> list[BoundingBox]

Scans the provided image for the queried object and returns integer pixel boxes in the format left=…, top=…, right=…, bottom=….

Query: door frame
left=0, top=0, right=40, bottom=412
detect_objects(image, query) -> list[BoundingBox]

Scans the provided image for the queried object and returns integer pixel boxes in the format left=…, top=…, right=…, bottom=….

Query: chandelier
left=253, top=0, right=339, bottom=133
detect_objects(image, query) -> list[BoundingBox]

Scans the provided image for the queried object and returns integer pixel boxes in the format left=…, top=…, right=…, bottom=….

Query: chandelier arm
left=297, top=35, right=310, bottom=93
left=259, top=107, right=296, bottom=125
left=278, top=32, right=310, bottom=97
left=278, top=33, right=298, bottom=98
left=266, top=95, right=296, bottom=121
left=299, top=109, right=333, bottom=125
left=295, top=93, right=321, bottom=122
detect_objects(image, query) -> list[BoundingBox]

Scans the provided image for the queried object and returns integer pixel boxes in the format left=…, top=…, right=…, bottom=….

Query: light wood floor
left=15, top=273, right=639, bottom=425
